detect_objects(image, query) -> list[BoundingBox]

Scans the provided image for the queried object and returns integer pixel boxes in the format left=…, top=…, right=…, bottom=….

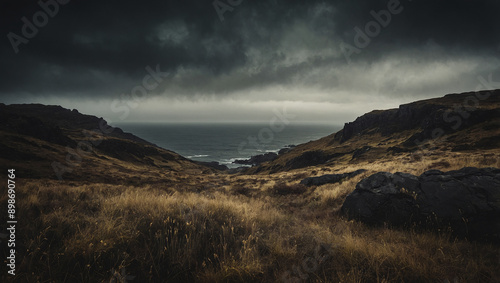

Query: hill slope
left=247, top=89, right=500, bottom=174
left=0, top=103, right=211, bottom=182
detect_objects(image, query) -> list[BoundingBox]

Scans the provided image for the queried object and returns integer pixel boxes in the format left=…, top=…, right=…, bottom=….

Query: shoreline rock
left=234, top=152, right=278, bottom=166
left=233, top=145, right=295, bottom=166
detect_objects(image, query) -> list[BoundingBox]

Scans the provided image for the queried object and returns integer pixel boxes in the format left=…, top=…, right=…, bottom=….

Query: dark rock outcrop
left=234, top=146, right=296, bottom=167
left=341, top=167, right=500, bottom=242
left=234, top=152, right=278, bottom=166
left=278, top=145, right=296, bottom=155
left=337, top=90, right=500, bottom=144
left=300, top=169, right=367, bottom=186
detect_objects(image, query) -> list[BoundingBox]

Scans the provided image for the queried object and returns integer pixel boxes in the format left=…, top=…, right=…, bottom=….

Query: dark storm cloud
left=334, top=0, right=500, bottom=47
left=1, top=0, right=499, bottom=102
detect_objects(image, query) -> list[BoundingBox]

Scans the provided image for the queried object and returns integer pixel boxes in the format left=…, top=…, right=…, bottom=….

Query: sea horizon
left=114, top=122, right=342, bottom=168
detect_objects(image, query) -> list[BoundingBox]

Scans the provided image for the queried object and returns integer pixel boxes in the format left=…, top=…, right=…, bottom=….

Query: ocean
left=115, top=123, right=341, bottom=168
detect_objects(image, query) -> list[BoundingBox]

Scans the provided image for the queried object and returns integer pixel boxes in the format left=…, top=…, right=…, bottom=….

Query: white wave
left=219, top=158, right=239, bottom=164
left=187, top=154, right=210, bottom=158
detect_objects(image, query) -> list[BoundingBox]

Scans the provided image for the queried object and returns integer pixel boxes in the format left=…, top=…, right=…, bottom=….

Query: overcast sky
left=1, top=0, right=499, bottom=124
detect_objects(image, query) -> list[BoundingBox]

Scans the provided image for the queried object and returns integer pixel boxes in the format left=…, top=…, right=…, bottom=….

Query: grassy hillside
left=2, top=157, right=499, bottom=282
left=0, top=103, right=211, bottom=182
left=247, top=89, right=500, bottom=174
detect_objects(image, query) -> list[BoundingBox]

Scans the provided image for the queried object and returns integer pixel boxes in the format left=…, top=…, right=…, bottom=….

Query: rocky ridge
left=247, top=89, right=500, bottom=173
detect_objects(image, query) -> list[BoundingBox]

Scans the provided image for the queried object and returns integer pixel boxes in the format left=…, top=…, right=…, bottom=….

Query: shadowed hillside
left=0, top=103, right=212, bottom=182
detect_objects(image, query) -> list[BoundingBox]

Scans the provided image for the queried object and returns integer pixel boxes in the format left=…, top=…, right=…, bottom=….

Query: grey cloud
left=1, top=0, right=499, bottom=106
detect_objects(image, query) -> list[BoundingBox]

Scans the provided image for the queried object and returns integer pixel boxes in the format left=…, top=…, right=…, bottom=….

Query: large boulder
left=341, top=167, right=500, bottom=242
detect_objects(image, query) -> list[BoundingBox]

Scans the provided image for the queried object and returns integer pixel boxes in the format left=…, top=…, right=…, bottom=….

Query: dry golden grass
left=4, top=150, right=500, bottom=283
